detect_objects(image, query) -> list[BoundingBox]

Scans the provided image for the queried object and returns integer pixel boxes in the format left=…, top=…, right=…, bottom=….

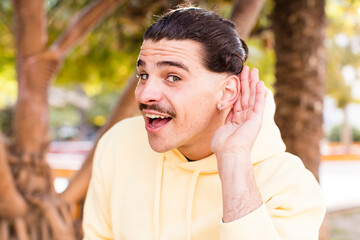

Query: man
left=83, top=7, right=325, bottom=240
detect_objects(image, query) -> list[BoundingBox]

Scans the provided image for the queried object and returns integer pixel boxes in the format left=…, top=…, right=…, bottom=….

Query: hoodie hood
left=165, top=89, right=286, bottom=173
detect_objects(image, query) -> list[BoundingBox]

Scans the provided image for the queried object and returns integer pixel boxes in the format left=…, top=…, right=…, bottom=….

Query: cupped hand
left=211, top=66, right=266, bottom=160
left=211, top=66, right=266, bottom=221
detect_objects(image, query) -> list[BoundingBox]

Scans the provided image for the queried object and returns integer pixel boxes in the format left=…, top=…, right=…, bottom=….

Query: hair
left=144, top=7, right=248, bottom=75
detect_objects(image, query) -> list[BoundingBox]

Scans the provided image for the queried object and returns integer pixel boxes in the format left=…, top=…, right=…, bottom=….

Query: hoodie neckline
left=164, top=148, right=218, bottom=173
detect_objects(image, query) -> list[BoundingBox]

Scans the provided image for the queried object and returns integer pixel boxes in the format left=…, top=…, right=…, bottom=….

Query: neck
left=178, top=108, right=229, bottom=160
left=178, top=144, right=213, bottom=161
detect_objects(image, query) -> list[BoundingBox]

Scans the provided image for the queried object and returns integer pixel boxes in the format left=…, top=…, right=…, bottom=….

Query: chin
left=148, top=138, right=173, bottom=153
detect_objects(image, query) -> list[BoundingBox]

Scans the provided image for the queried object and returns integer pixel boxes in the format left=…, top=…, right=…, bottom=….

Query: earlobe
left=217, top=103, right=223, bottom=113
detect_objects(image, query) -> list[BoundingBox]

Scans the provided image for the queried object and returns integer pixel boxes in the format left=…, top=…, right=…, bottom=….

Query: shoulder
left=254, top=152, right=325, bottom=214
left=94, top=115, right=159, bottom=168
left=102, top=116, right=146, bottom=142
left=94, top=116, right=151, bottom=167
left=253, top=152, right=323, bottom=204
left=254, top=152, right=321, bottom=192
left=254, top=153, right=325, bottom=238
left=254, top=152, right=313, bottom=183
left=97, top=116, right=150, bottom=151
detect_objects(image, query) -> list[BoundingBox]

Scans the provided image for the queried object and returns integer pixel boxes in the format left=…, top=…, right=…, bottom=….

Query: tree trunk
left=230, top=0, right=265, bottom=39
left=272, top=0, right=326, bottom=181
left=341, top=105, right=352, bottom=154
left=1, top=0, right=126, bottom=239
left=0, top=135, right=28, bottom=218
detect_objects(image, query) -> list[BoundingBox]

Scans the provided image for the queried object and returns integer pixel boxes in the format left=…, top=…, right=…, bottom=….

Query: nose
left=135, top=77, right=162, bottom=104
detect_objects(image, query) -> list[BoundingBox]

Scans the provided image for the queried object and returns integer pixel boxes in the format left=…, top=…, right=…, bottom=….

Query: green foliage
left=326, top=0, right=360, bottom=108
left=246, top=37, right=275, bottom=90
left=0, top=1, right=17, bottom=108
left=0, top=107, right=13, bottom=138
left=355, top=127, right=360, bottom=142
left=85, top=92, right=120, bottom=127
left=327, top=124, right=360, bottom=142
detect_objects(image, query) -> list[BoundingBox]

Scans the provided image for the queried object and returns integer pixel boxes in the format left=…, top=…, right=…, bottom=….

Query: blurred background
left=0, top=0, right=359, bottom=239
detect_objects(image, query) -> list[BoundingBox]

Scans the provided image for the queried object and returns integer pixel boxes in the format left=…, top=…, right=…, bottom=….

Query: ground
left=328, top=207, right=360, bottom=240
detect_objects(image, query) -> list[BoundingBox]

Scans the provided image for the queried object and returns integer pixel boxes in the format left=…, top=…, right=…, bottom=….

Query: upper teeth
left=146, top=114, right=168, bottom=119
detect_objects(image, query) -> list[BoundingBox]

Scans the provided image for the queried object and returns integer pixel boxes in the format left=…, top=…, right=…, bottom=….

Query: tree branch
left=49, top=0, right=126, bottom=58
left=230, top=0, right=265, bottom=40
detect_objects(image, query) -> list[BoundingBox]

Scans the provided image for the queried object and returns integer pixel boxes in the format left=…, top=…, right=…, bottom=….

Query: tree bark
left=10, top=0, right=127, bottom=199
left=0, top=136, right=28, bottom=218
left=272, top=0, right=326, bottom=181
left=3, top=0, right=127, bottom=239
left=12, top=0, right=49, bottom=159
left=230, top=0, right=265, bottom=39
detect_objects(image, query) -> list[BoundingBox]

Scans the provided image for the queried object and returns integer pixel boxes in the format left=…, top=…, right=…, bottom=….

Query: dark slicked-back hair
left=144, top=7, right=248, bottom=75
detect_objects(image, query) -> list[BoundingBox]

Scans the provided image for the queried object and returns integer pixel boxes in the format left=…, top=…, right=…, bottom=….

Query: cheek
left=171, top=83, right=217, bottom=126
left=134, top=86, right=140, bottom=100
left=186, top=93, right=216, bottom=124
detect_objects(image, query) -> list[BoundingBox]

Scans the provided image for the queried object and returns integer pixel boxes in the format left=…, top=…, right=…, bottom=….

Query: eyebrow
left=157, top=61, right=189, bottom=72
left=137, top=59, right=145, bottom=67
left=137, top=59, right=189, bottom=72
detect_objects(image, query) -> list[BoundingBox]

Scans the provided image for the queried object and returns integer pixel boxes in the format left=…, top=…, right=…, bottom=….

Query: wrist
left=218, top=156, right=262, bottom=223
left=222, top=197, right=262, bottom=223
left=222, top=183, right=262, bottom=222
left=216, top=153, right=252, bottom=182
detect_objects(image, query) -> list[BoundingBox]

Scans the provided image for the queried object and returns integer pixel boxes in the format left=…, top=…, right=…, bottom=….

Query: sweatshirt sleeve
left=83, top=136, right=114, bottom=240
left=219, top=154, right=326, bottom=240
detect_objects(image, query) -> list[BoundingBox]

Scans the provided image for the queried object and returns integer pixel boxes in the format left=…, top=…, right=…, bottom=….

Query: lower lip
left=144, top=117, right=172, bottom=133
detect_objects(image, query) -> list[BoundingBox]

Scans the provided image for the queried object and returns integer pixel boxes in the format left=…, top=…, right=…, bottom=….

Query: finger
left=232, top=88, right=241, bottom=115
left=225, top=109, right=234, bottom=124
left=249, top=68, right=259, bottom=109
left=231, top=66, right=249, bottom=124
left=253, top=81, right=266, bottom=119
left=239, top=65, right=250, bottom=110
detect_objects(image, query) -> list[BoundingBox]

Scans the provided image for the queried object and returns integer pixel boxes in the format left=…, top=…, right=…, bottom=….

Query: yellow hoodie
left=83, top=90, right=325, bottom=240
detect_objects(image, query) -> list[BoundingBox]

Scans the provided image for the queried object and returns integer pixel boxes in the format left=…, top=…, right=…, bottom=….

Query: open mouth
left=146, top=113, right=172, bottom=129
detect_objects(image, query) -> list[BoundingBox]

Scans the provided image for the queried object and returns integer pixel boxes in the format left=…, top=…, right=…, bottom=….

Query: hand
left=211, top=66, right=266, bottom=160
left=211, top=66, right=266, bottom=222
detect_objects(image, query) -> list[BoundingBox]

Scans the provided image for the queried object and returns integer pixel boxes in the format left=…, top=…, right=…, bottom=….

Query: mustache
left=139, top=103, right=176, bottom=118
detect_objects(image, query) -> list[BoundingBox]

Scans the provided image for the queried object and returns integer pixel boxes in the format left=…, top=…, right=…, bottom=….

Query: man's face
left=135, top=39, right=227, bottom=160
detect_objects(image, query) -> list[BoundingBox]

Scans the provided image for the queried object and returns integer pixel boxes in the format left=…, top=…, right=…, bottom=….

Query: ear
left=217, top=75, right=240, bottom=111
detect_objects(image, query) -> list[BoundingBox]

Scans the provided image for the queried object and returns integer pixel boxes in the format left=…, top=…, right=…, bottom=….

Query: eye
left=167, top=75, right=181, bottom=83
left=137, top=73, right=149, bottom=80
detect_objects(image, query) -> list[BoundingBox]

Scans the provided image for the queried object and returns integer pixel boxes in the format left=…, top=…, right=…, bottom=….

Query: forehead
left=138, top=39, right=205, bottom=69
